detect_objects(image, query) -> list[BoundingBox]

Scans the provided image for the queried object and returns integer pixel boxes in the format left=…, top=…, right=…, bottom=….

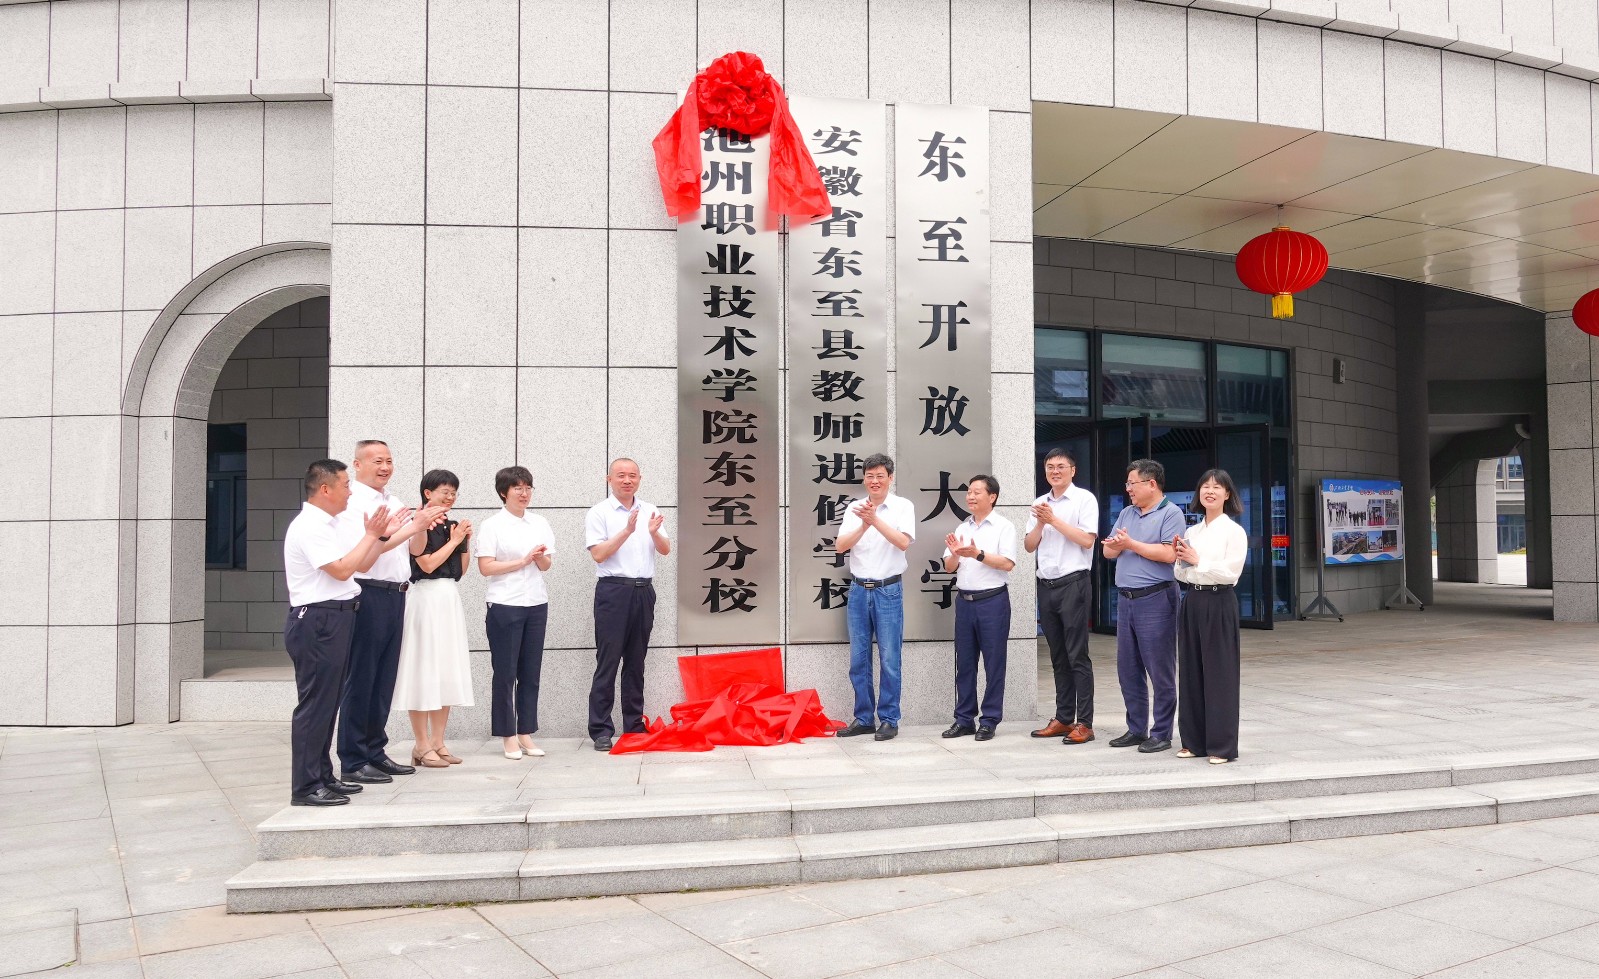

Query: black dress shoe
left=593, top=736, right=613, bottom=752
left=291, top=787, right=350, bottom=807
left=1138, top=738, right=1172, bottom=753
left=942, top=723, right=976, bottom=739
left=1108, top=731, right=1148, bottom=748
left=975, top=726, right=995, bottom=742
left=341, top=764, right=393, bottom=784
left=835, top=720, right=877, bottom=738
left=873, top=724, right=898, bottom=741
left=324, top=780, right=363, bottom=795
left=370, top=756, right=416, bottom=776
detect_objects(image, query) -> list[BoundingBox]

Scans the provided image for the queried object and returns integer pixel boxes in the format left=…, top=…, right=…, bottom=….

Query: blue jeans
left=847, top=580, right=903, bottom=726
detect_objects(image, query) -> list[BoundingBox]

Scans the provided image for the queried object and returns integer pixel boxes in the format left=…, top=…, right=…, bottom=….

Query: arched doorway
left=124, top=244, right=330, bottom=723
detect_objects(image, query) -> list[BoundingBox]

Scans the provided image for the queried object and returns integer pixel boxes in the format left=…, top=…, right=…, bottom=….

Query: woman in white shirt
left=475, top=466, right=556, bottom=760
left=1172, top=469, right=1248, bottom=764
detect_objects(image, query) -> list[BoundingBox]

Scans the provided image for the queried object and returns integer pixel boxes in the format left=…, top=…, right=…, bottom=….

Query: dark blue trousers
left=284, top=604, right=356, bottom=799
left=337, top=583, right=406, bottom=773
left=589, top=578, right=655, bottom=740
left=1115, top=582, right=1179, bottom=739
left=953, top=588, right=1011, bottom=729
left=486, top=602, right=547, bottom=737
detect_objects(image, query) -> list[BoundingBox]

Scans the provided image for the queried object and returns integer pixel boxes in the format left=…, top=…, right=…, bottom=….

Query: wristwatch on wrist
left=976, top=550, right=986, bottom=563
left=378, top=535, right=391, bottom=542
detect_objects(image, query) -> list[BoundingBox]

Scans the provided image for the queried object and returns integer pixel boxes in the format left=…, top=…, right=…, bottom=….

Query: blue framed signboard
left=1321, top=478, right=1403, bottom=565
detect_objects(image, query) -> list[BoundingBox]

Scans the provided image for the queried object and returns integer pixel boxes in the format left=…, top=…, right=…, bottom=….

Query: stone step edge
left=226, top=776, right=1599, bottom=912
left=251, top=752, right=1599, bottom=844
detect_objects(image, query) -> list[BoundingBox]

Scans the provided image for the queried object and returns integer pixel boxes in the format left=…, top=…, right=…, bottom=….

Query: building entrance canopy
left=1034, top=103, right=1599, bottom=312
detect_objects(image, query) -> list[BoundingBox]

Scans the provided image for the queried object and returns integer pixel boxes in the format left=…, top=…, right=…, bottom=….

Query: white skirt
left=392, top=578, right=476, bottom=711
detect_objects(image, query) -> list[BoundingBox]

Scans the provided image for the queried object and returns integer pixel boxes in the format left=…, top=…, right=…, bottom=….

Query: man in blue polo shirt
left=1101, top=458, right=1187, bottom=753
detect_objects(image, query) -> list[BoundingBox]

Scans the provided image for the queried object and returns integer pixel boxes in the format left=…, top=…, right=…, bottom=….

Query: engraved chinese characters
left=786, top=98, right=889, bottom=642
left=894, top=104, right=992, bottom=641
left=677, top=127, right=782, bottom=645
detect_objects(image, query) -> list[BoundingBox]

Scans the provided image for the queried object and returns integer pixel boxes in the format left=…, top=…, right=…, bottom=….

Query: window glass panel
left=1101, top=334, right=1206, bottom=422
left=1216, top=343, right=1288, bottom=426
left=1034, top=327, right=1089, bottom=418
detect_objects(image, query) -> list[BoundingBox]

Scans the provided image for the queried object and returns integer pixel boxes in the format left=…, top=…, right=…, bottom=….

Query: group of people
left=280, top=440, right=1246, bottom=808
left=839, top=450, right=1248, bottom=765
left=281, top=444, right=666, bottom=807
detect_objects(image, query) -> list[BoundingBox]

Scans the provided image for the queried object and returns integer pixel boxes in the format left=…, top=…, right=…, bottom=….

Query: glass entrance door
left=1092, top=416, right=1148, bottom=632
left=1215, top=424, right=1274, bottom=628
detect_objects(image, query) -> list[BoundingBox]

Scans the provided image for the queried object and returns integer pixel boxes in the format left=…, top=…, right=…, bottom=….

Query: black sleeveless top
left=409, top=521, right=465, bottom=582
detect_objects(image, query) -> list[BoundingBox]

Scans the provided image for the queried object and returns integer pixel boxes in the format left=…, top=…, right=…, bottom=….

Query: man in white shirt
left=1025, top=447, right=1100, bottom=745
left=941, top=475, right=1018, bottom=742
left=334, top=440, right=446, bottom=784
left=282, top=460, right=401, bottom=807
left=585, top=458, right=670, bottom=752
left=834, top=453, right=916, bottom=742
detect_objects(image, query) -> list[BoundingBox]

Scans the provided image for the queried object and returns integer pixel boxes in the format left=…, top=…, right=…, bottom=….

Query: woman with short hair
left=1172, top=468, right=1248, bottom=765
left=392, top=469, right=474, bottom=768
left=475, top=466, right=555, bottom=760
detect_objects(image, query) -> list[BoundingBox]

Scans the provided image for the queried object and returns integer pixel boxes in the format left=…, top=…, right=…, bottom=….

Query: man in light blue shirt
left=1101, top=458, right=1186, bottom=754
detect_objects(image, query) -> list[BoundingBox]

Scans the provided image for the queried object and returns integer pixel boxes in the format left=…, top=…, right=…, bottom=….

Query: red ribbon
left=652, top=51, right=831, bottom=222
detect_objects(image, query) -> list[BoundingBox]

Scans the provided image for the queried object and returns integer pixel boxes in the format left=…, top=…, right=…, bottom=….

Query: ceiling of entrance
left=1033, top=103, right=1599, bottom=313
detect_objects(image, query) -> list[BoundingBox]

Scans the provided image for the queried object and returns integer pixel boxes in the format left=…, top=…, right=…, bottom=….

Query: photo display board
left=1321, top=478, right=1404, bottom=565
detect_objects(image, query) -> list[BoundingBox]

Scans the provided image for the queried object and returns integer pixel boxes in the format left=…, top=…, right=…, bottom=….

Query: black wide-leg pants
left=1177, top=586, right=1241, bottom=760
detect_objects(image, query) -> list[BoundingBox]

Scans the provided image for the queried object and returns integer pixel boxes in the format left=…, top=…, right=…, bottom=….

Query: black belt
left=1118, top=581, right=1173, bottom=600
left=1184, top=583, right=1234, bottom=593
left=958, top=585, right=1008, bottom=602
left=359, top=579, right=409, bottom=592
left=853, top=575, right=901, bottom=589
left=600, top=576, right=654, bottom=587
left=1038, top=569, right=1089, bottom=588
left=299, top=599, right=360, bottom=611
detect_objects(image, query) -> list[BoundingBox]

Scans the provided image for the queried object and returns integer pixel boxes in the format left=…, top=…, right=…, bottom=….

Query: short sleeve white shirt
left=585, top=496, right=667, bottom=578
left=474, top=508, right=556, bottom=606
left=943, top=512, right=1018, bottom=591
left=284, top=502, right=360, bottom=606
left=334, top=480, right=411, bottom=583
left=1024, top=484, right=1098, bottom=578
left=837, top=493, right=916, bottom=580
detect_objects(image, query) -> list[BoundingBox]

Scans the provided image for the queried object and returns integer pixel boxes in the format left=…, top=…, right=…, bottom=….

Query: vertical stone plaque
left=676, top=127, right=783, bottom=645
left=784, top=97, right=889, bottom=643
left=892, top=103, right=992, bottom=641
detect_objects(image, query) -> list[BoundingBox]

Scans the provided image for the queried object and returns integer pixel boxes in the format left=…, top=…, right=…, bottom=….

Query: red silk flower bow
left=652, top=51, right=831, bottom=222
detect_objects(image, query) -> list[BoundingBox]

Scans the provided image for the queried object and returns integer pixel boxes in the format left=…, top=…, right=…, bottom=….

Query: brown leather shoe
left=1031, top=718, right=1074, bottom=738
left=1064, top=724, right=1095, bottom=744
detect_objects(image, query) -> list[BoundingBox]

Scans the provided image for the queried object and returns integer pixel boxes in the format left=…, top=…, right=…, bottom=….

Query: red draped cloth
left=611, top=648, right=844, bottom=754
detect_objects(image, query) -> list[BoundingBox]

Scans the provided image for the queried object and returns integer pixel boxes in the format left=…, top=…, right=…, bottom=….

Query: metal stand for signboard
left=1384, top=488, right=1425, bottom=611
left=1299, top=484, right=1343, bottom=622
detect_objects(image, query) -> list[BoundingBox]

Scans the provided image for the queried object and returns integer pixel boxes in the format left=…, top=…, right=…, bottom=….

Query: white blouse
left=1174, top=512, right=1248, bottom=586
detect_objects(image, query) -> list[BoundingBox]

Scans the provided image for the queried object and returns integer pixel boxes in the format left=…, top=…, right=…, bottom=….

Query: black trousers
left=337, top=584, right=406, bottom=773
left=1177, top=587, right=1241, bottom=760
left=486, top=602, right=547, bottom=737
left=588, top=578, right=655, bottom=740
left=284, top=604, right=356, bottom=799
left=1038, top=573, right=1093, bottom=726
left=953, top=588, right=1011, bottom=728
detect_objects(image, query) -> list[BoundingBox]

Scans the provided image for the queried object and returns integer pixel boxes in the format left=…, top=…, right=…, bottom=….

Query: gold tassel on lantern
left=1272, top=293, right=1294, bottom=319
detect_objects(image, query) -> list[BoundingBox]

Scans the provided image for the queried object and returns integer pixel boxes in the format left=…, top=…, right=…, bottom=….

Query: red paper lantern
left=1574, top=289, right=1599, bottom=337
left=1235, top=225, right=1329, bottom=319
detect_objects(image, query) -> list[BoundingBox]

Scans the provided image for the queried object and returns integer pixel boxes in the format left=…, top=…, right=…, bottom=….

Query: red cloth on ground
left=611, top=650, right=844, bottom=754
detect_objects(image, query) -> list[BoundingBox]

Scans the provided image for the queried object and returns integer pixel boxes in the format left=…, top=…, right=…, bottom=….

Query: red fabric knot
left=652, top=51, right=831, bottom=222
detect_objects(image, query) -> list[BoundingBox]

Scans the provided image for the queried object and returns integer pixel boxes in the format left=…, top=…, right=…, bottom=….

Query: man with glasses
left=1026, top=447, right=1099, bottom=745
left=1101, top=458, right=1185, bottom=753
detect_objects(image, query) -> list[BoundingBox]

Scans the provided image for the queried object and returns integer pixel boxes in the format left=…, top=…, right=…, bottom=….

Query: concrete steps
left=226, top=751, right=1599, bottom=913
